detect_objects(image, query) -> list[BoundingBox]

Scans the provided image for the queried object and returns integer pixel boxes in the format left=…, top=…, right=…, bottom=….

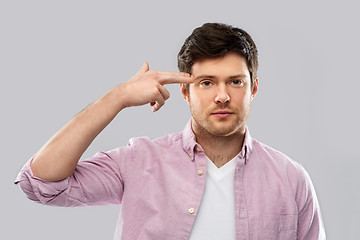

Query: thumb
left=137, top=62, right=149, bottom=74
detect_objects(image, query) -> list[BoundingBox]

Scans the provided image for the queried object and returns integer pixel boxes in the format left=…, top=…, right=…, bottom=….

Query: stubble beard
left=190, top=104, right=249, bottom=139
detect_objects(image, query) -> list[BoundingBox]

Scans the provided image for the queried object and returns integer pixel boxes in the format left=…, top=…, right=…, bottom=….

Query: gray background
left=1, top=0, right=359, bottom=239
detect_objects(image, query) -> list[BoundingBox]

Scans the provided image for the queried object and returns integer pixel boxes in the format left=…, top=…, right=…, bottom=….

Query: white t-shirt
left=188, top=155, right=237, bottom=239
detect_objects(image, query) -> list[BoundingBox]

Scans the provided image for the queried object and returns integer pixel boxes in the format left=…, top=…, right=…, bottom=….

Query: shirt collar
left=181, top=119, right=253, bottom=163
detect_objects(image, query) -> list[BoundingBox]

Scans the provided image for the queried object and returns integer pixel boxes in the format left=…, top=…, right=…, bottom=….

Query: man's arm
left=30, top=62, right=194, bottom=181
left=296, top=168, right=326, bottom=239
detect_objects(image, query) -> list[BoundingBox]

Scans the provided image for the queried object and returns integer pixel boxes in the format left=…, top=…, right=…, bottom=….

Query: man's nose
left=214, top=86, right=230, bottom=104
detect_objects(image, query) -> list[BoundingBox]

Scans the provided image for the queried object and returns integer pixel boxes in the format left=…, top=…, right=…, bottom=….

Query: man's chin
left=191, top=117, right=244, bottom=137
left=206, top=124, right=242, bottom=137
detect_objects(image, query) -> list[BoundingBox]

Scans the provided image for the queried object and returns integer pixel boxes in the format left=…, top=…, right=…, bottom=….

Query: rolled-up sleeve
left=14, top=146, right=132, bottom=207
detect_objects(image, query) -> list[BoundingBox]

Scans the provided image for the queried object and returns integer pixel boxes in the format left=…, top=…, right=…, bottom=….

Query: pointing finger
left=162, top=72, right=194, bottom=85
left=152, top=71, right=194, bottom=85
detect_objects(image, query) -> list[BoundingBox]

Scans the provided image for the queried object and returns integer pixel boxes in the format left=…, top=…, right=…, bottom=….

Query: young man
left=15, top=23, right=325, bottom=239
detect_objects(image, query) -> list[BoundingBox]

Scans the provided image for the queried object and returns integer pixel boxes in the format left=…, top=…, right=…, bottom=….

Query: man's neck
left=193, top=126, right=245, bottom=168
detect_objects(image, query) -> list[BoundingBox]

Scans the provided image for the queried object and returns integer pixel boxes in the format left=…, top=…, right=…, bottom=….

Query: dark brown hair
left=177, top=23, right=258, bottom=89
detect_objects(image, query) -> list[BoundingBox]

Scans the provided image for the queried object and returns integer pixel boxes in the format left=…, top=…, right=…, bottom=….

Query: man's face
left=181, top=52, right=258, bottom=137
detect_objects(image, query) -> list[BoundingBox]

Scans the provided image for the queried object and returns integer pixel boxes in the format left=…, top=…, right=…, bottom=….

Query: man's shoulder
left=251, top=138, right=292, bottom=160
left=250, top=138, right=306, bottom=177
left=128, top=131, right=183, bottom=149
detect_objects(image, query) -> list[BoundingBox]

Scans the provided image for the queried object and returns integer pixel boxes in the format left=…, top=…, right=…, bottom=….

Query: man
left=15, top=23, right=325, bottom=239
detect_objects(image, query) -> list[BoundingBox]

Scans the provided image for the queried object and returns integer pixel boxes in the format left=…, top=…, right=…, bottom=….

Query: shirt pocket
left=260, top=215, right=297, bottom=240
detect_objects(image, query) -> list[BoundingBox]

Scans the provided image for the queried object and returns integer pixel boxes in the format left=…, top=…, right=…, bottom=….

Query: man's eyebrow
left=229, top=74, right=248, bottom=79
left=194, top=75, right=216, bottom=80
left=194, top=74, right=248, bottom=80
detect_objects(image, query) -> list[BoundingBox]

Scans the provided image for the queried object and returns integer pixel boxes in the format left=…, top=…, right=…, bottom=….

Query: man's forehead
left=190, top=53, right=250, bottom=78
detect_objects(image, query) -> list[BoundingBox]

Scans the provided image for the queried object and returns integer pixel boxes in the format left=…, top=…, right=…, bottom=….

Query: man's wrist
left=104, top=84, right=129, bottom=113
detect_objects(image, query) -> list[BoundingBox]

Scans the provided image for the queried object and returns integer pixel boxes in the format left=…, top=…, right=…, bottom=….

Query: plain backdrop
left=1, top=0, right=359, bottom=239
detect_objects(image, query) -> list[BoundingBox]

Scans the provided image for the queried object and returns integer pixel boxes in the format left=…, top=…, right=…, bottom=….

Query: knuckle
left=147, top=70, right=158, bottom=79
left=151, top=87, right=160, bottom=95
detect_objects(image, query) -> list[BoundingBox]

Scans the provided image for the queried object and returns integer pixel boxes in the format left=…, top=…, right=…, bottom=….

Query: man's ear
left=251, top=78, right=259, bottom=101
left=180, top=84, right=190, bottom=104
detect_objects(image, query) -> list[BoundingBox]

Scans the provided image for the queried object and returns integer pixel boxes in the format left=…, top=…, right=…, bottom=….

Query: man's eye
left=231, top=80, right=244, bottom=86
left=201, top=81, right=212, bottom=87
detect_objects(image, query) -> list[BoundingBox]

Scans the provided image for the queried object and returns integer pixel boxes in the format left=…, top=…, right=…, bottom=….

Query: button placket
left=186, top=146, right=206, bottom=221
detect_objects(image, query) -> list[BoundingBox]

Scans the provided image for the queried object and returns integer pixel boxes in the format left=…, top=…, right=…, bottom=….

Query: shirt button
left=196, top=147, right=201, bottom=152
left=189, top=152, right=193, bottom=157
left=188, top=208, right=195, bottom=214
left=197, top=169, right=204, bottom=175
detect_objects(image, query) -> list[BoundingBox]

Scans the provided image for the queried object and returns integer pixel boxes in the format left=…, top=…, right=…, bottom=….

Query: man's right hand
left=30, top=63, right=194, bottom=181
left=118, top=62, right=193, bottom=112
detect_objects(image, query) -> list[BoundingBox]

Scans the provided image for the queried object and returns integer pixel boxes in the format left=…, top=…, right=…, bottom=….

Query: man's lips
left=211, top=110, right=234, bottom=118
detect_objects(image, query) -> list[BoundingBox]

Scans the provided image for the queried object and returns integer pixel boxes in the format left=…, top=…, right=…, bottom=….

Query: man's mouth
left=211, top=110, right=234, bottom=118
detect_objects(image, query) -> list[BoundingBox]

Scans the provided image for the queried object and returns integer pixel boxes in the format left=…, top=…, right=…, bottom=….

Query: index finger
left=155, top=71, right=195, bottom=85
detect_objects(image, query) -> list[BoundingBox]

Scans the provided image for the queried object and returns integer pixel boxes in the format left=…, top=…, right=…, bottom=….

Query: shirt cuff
left=14, top=157, right=69, bottom=204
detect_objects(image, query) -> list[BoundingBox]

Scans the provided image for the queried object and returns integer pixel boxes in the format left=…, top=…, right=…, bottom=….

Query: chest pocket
left=260, top=215, right=297, bottom=240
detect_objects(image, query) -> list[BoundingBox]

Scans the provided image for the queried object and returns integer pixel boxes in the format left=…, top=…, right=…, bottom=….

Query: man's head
left=178, top=23, right=259, bottom=138
left=177, top=22, right=258, bottom=90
